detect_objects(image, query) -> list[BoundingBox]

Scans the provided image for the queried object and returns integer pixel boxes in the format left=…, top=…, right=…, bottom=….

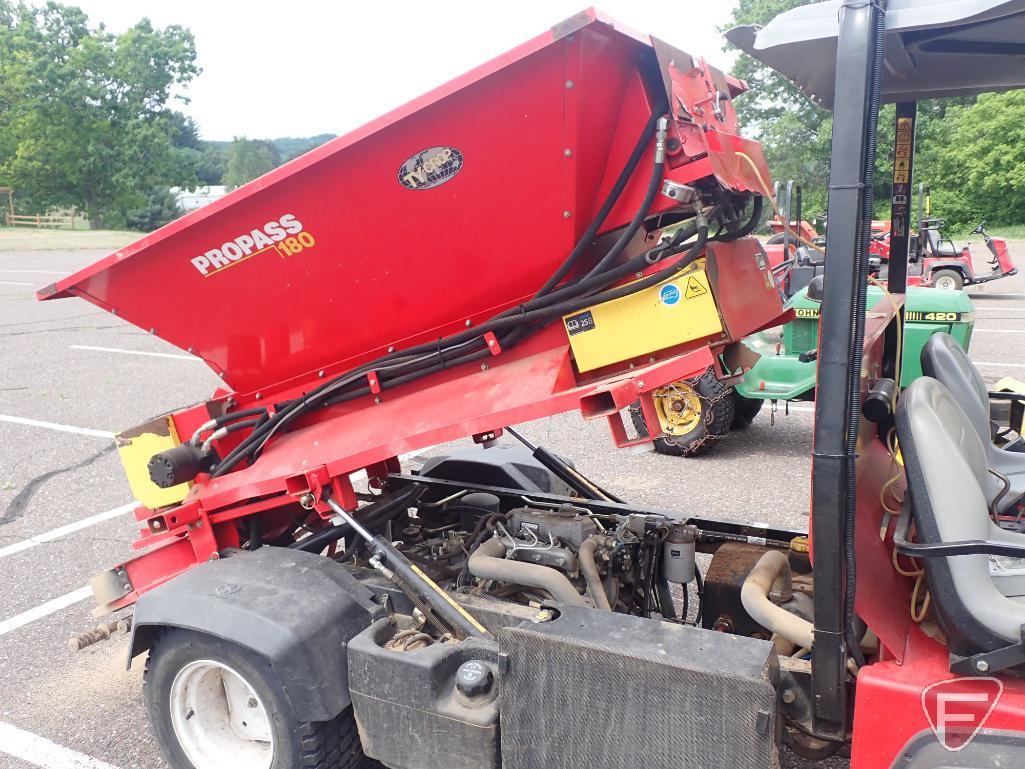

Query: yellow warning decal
left=684, top=276, right=708, bottom=299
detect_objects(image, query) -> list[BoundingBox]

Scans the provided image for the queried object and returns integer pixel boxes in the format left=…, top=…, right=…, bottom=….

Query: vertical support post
left=887, top=102, right=917, bottom=294
left=810, top=0, right=886, bottom=739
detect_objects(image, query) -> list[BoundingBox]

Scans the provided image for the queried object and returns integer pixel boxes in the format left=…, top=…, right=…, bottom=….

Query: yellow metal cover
left=116, top=415, right=190, bottom=509
left=563, top=263, right=723, bottom=372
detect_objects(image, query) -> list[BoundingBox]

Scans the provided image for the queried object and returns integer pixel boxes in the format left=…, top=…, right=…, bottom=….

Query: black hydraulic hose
left=842, top=1, right=887, bottom=670
left=720, top=195, right=764, bottom=242
left=213, top=407, right=267, bottom=426
left=534, top=103, right=667, bottom=298
left=580, top=135, right=666, bottom=280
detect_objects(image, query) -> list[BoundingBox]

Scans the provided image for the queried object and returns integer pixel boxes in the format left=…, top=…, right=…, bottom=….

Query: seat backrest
left=923, top=227, right=941, bottom=255
left=897, top=377, right=1025, bottom=653
left=921, top=332, right=992, bottom=442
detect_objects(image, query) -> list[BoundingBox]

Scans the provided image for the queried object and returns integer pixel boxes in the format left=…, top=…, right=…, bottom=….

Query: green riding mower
left=636, top=281, right=975, bottom=457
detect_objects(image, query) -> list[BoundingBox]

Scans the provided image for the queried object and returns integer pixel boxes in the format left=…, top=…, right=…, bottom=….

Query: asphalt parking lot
left=1, top=242, right=1023, bottom=768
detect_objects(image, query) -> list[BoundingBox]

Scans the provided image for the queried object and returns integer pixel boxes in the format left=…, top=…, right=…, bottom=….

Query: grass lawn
left=986, top=224, right=1025, bottom=240
left=0, top=227, right=140, bottom=251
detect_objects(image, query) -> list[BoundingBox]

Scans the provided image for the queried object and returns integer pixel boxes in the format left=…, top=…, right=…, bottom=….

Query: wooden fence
left=4, top=212, right=77, bottom=229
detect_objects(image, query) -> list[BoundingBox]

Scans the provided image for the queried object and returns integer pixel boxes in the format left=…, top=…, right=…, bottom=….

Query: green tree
left=724, top=0, right=832, bottom=215
left=0, top=2, right=199, bottom=228
left=223, top=137, right=278, bottom=189
left=925, top=91, right=1025, bottom=227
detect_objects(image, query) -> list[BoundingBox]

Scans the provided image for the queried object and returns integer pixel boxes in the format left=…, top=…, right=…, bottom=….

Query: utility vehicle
left=39, top=3, right=1025, bottom=769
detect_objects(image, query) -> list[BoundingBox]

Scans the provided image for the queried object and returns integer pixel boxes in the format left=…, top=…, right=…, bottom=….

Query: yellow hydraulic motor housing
left=562, top=260, right=723, bottom=373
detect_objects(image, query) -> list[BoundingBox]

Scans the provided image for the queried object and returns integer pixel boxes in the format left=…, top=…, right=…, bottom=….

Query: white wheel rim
left=935, top=275, right=957, bottom=290
left=169, top=659, right=274, bottom=769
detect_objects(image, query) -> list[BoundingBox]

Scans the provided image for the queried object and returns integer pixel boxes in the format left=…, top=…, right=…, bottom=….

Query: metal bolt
left=248, top=697, right=258, bottom=708
left=388, top=346, right=395, bottom=353
left=637, top=380, right=645, bottom=388
left=563, top=210, right=572, bottom=219
left=299, top=492, right=316, bottom=510
left=563, top=148, right=573, bottom=157
left=123, top=584, right=131, bottom=592
left=374, top=396, right=382, bottom=405
left=255, top=393, right=262, bottom=400
left=465, top=319, right=472, bottom=327
left=565, top=80, right=574, bottom=89
left=187, top=347, right=194, bottom=354
left=148, top=327, right=154, bottom=334
left=635, top=271, right=644, bottom=278
left=481, top=363, right=488, bottom=371
left=184, top=709, right=194, bottom=721
left=782, top=690, right=796, bottom=704
left=976, top=660, right=990, bottom=673
left=318, top=370, right=325, bottom=377
left=218, top=372, right=225, bottom=378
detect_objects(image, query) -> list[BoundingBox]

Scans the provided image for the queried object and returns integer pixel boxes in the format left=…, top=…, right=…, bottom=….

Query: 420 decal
left=189, top=214, right=316, bottom=277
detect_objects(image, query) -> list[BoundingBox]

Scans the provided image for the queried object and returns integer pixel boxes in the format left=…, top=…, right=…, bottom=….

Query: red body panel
left=852, top=630, right=1025, bottom=767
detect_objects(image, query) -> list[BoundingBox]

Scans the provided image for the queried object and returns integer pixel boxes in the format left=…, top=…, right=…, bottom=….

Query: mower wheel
left=731, top=393, right=764, bottom=428
left=766, top=233, right=785, bottom=245
left=931, top=269, right=964, bottom=290
left=629, top=372, right=734, bottom=456
left=145, top=628, right=370, bottom=769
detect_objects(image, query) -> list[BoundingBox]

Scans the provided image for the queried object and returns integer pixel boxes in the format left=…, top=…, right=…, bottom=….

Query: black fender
left=927, top=260, right=969, bottom=277
left=128, top=546, right=384, bottom=723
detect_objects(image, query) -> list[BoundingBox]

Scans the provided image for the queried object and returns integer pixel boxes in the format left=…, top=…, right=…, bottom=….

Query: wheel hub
left=653, top=383, right=703, bottom=436
left=169, top=659, right=274, bottom=769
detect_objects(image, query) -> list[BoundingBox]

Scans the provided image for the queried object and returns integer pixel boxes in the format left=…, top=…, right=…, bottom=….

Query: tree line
left=727, top=0, right=1025, bottom=231
left=0, top=2, right=332, bottom=231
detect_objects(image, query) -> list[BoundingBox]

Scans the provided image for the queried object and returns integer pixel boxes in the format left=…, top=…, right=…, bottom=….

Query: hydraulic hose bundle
left=204, top=103, right=761, bottom=479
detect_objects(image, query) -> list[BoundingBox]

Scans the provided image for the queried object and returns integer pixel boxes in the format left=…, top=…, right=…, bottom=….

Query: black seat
left=921, top=333, right=1025, bottom=508
left=923, top=227, right=961, bottom=257
left=896, top=377, right=1025, bottom=658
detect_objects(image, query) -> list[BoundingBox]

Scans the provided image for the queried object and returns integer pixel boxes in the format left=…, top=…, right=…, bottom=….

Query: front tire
left=931, top=269, right=964, bottom=290
left=145, top=628, right=368, bottom=769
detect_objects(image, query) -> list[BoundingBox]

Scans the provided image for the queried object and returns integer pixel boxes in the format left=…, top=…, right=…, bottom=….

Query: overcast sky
left=72, top=1, right=740, bottom=140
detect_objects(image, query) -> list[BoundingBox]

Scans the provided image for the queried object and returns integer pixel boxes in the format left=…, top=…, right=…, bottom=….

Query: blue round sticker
left=660, top=284, right=681, bottom=306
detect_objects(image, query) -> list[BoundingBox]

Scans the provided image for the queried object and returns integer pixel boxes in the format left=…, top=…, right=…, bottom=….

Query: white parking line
left=0, top=414, right=114, bottom=439
left=0, top=586, right=92, bottom=637
left=0, top=721, right=120, bottom=769
left=70, top=344, right=199, bottom=361
left=0, top=280, right=33, bottom=286
left=0, top=502, right=135, bottom=560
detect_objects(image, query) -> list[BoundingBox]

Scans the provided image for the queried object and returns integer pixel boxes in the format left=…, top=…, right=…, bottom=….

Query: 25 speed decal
left=397, top=146, right=463, bottom=190
left=189, top=213, right=315, bottom=277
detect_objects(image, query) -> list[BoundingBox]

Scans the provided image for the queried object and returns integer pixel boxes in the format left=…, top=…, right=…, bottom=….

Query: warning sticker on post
left=684, top=276, right=708, bottom=299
